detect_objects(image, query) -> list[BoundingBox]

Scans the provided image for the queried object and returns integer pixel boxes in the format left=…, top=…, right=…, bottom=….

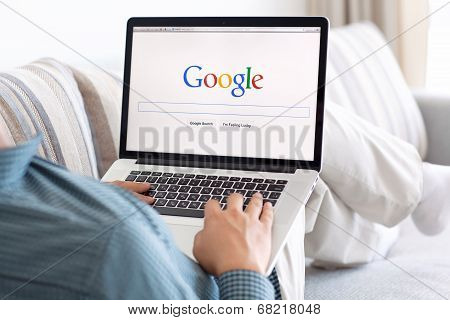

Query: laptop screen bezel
left=120, top=17, right=328, bottom=173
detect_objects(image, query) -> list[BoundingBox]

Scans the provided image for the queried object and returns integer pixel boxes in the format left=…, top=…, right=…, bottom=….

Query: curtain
left=306, top=0, right=429, bottom=86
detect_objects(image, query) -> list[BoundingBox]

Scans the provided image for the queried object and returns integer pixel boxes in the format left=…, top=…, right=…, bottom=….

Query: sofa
left=0, top=22, right=449, bottom=299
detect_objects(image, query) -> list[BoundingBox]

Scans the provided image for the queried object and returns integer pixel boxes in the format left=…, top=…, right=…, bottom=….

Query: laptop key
left=206, top=175, right=218, bottom=180
left=229, top=177, right=240, bottom=181
left=146, top=176, right=158, bottom=183
left=189, top=179, right=201, bottom=186
left=200, top=202, right=206, bottom=209
left=222, top=181, right=234, bottom=188
left=267, top=184, right=285, bottom=192
left=166, top=200, right=179, bottom=207
left=199, top=180, right=211, bottom=187
left=223, top=189, right=235, bottom=196
left=245, top=190, right=258, bottom=197
left=177, top=193, right=189, bottom=200
left=157, top=177, right=169, bottom=184
left=244, top=183, right=256, bottom=190
left=155, top=192, right=167, bottom=198
left=189, top=186, right=201, bottom=193
left=154, top=199, right=168, bottom=207
left=269, top=192, right=281, bottom=199
left=140, top=171, right=151, bottom=175
left=152, top=172, right=162, bottom=176
left=212, top=188, right=224, bottom=195
left=166, top=192, right=178, bottom=200
left=253, top=178, right=264, bottom=183
left=179, top=186, right=190, bottom=193
left=210, top=181, right=223, bottom=188
left=135, top=175, right=147, bottom=182
left=195, top=174, right=206, bottom=179
left=189, top=201, right=201, bottom=209
left=233, top=182, right=245, bottom=189
left=167, top=178, right=179, bottom=184
left=149, top=184, right=158, bottom=190
left=184, top=174, right=195, bottom=178
left=256, top=183, right=268, bottom=191
left=173, top=173, right=184, bottom=178
left=264, top=179, right=276, bottom=184
left=187, top=194, right=200, bottom=201
left=211, top=195, right=222, bottom=201
left=235, top=190, right=246, bottom=196
left=199, top=195, right=211, bottom=202
left=241, top=177, right=252, bottom=182
left=168, top=185, right=180, bottom=192
left=261, top=191, right=270, bottom=198
left=130, top=171, right=141, bottom=175
left=218, top=176, right=229, bottom=181
left=201, top=187, right=213, bottom=194
left=148, top=190, right=157, bottom=197
left=125, top=175, right=137, bottom=182
left=177, top=201, right=189, bottom=208
left=158, top=184, right=169, bottom=191
left=178, top=178, right=189, bottom=185
left=162, top=173, right=173, bottom=177
left=277, top=180, right=288, bottom=185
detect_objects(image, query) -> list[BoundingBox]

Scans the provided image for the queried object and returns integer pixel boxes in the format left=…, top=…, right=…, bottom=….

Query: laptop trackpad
left=168, top=224, right=202, bottom=261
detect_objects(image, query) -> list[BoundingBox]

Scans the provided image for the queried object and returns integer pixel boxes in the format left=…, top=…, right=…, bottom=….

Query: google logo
left=183, top=65, right=263, bottom=97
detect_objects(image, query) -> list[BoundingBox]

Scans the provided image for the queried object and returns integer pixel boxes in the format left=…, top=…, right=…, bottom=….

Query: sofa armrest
left=413, top=89, right=450, bottom=165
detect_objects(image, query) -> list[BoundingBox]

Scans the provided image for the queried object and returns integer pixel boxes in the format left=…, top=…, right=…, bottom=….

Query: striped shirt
left=0, top=136, right=280, bottom=299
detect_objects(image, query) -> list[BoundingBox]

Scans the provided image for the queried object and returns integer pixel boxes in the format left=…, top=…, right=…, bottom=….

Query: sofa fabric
left=327, top=22, right=428, bottom=158
left=0, top=58, right=99, bottom=177
left=305, top=216, right=450, bottom=300
left=0, top=58, right=121, bottom=178
left=70, top=68, right=121, bottom=177
left=413, top=90, right=450, bottom=166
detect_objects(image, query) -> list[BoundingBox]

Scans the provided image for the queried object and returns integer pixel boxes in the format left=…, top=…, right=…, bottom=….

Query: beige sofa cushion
left=0, top=58, right=121, bottom=178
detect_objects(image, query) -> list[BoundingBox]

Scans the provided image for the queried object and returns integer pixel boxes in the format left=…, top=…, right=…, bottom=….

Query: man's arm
left=194, top=193, right=275, bottom=300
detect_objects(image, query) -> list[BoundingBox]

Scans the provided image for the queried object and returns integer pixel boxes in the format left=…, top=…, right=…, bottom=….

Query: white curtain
left=306, top=0, right=429, bottom=86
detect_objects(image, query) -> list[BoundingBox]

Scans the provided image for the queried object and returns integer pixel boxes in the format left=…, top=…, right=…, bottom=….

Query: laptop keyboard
left=124, top=170, right=287, bottom=217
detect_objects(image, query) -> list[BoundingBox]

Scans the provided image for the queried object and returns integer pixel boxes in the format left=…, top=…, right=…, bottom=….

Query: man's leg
left=304, top=101, right=450, bottom=266
left=304, top=101, right=422, bottom=266
left=305, top=179, right=400, bottom=266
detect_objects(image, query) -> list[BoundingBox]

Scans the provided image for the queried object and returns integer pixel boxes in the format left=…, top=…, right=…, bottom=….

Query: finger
left=226, top=193, right=244, bottom=213
left=135, top=193, right=155, bottom=204
left=204, top=199, right=222, bottom=223
left=120, top=181, right=151, bottom=193
left=244, top=192, right=264, bottom=219
left=260, top=201, right=274, bottom=228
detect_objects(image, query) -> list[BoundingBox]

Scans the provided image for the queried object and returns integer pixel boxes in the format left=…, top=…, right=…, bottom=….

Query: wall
left=0, top=0, right=307, bottom=74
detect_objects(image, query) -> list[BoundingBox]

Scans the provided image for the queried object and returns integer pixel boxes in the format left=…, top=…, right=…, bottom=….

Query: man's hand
left=108, top=181, right=155, bottom=204
left=193, top=192, right=274, bottom=276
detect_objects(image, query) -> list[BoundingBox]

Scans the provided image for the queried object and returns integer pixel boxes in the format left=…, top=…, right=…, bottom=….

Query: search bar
left=138, top=102, right=310, bottom=119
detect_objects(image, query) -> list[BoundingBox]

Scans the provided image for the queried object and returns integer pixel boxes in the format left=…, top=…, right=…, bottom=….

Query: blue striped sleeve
left=217, top=270, right=275, bottom=300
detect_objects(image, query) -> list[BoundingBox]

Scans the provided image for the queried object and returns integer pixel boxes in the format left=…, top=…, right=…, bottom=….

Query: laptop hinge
left=136, top=157, right=298, bottom=174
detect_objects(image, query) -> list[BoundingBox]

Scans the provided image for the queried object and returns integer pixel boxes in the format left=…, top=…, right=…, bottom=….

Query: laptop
left=102, top=17, right=328, bottom=275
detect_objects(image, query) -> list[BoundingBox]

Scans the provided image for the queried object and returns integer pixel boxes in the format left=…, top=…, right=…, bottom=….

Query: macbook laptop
left=102, top=17, right=328, bottom=275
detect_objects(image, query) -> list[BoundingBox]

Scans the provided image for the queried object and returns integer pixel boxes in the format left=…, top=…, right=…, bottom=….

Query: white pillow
left=327, top=22, right=427, bottom=158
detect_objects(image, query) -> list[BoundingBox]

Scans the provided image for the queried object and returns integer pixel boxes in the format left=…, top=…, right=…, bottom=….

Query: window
left=426, top=0, right=450, bottom=89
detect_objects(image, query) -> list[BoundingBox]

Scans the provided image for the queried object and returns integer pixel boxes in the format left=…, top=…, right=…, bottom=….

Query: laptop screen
left=126, top=26, right=321, bottom=162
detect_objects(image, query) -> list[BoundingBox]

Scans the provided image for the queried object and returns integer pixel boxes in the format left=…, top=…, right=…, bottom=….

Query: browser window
left=126, top=26, right=321, bottom=161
